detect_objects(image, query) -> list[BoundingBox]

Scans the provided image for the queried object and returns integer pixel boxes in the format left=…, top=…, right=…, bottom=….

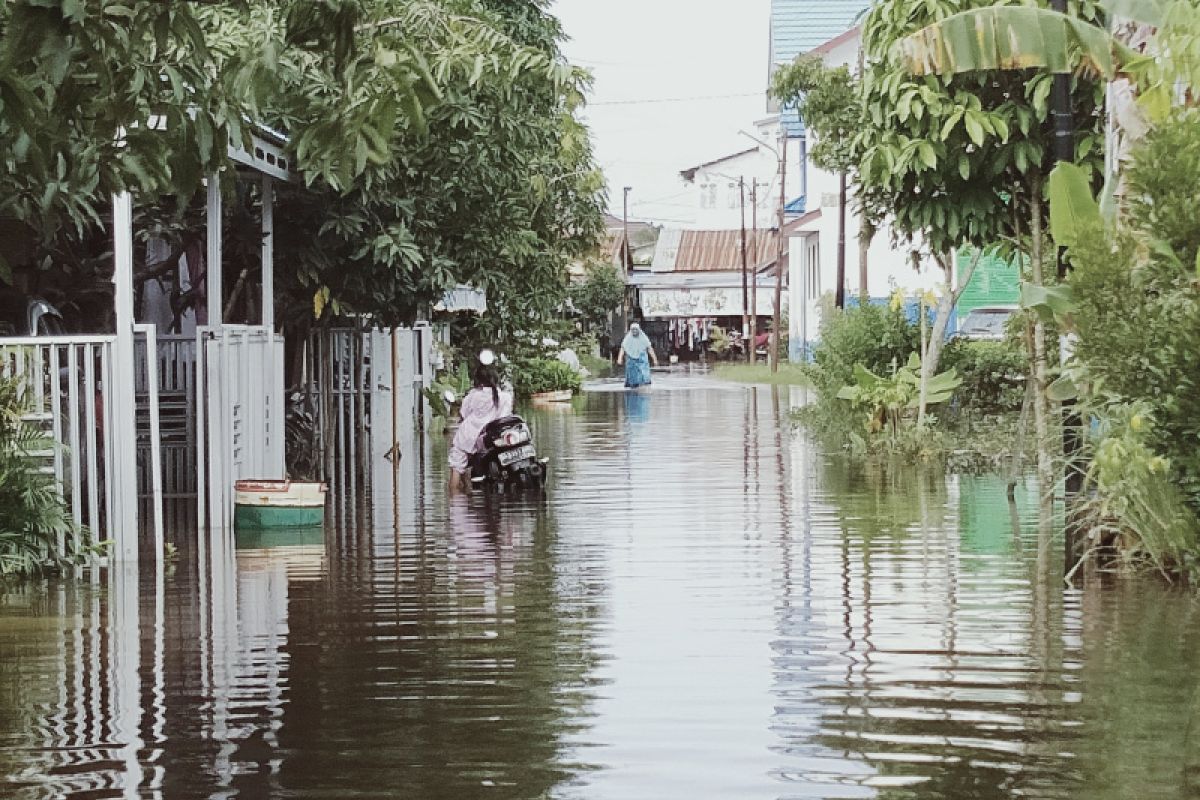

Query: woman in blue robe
left=617, top=323, right=658, bottom=389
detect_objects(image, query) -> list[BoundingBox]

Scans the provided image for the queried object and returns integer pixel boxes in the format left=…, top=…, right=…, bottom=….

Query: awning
left=435, top=285, right=487, bottom=314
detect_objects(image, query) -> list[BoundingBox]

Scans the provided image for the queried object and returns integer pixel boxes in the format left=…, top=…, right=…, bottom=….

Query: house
left=627, top=228, right=784, bottom=361
left=768, top=0, right=871, bottom=134
left=774, top=21, right=948, bottom=360
left=602, top=213, right=659, bottom=272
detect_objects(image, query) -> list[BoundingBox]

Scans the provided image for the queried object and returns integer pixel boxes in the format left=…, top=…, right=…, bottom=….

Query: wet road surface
left=2, top=372, right=1199, bottom=799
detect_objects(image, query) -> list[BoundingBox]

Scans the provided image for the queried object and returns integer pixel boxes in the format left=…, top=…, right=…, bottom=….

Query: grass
left=578, top=351, right=614, bottom=378
left=713, top=362, right=810, bottom=386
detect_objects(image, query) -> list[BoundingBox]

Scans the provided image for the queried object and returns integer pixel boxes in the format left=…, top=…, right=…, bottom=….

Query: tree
left=190, top=0, right=605, bottom=336
left=570, top=263, right=624, bottom=332
left=854, top=0, right=1105, bottom=490
left=772, top=55, right=873, bottom=304
left=0, top=0, right=604, bottom=342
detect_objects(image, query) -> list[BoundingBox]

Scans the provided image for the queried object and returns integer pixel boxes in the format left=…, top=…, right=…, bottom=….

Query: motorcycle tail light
left=495, top=429, right=529, bottom=448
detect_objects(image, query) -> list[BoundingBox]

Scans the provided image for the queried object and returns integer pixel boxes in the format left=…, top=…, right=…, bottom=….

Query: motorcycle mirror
left=478, top=348, right=497, bottom=366
left=442, top=389, right=457, bottom=405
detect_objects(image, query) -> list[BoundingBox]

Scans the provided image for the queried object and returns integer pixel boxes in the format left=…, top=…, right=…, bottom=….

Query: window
left=707, top=183, right=718, bottom=209
left=699, top=183, right=711, bottom=209
left=728, top=182, right=738, bottom=209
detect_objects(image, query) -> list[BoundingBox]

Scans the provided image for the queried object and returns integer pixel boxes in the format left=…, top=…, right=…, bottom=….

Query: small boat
left=234, top=480, right=327, bottom=530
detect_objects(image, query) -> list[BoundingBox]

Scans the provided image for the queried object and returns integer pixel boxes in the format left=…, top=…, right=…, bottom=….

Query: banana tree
left=838, top=352, right=962, bottom=437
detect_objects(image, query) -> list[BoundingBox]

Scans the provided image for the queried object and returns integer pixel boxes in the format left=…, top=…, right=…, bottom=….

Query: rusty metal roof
left=673, top=229, right=781, bottom=272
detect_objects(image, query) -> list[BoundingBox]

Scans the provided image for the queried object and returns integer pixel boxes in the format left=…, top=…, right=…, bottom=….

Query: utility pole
left=836, top=172, right=847, bottom=310
left=621, top=186, right=632, bottom=362
left=750, top=182, right=762, bottom=364
left=622, top=186, right=632, bottom=274
left=739, top=176, right=751, bottom=362
left=771, top=134, right=788, bottom=372
left=1051, top=0, right=1084, bottom=562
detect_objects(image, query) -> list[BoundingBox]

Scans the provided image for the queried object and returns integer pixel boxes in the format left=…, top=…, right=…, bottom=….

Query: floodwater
left=2, top=372, right=1199, bottom=799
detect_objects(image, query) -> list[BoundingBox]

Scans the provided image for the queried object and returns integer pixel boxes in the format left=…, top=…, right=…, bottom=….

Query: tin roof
left=654, top=229, right=783, bottom=273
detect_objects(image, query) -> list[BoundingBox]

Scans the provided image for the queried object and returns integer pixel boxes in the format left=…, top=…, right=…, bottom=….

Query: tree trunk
left=1029, top=182, right=1054, bottom=495
left=836, top=172, right=848, bottom=310
left=858, top=223, right=873, bottom=304
left=918, top=250, right=983, bottom=425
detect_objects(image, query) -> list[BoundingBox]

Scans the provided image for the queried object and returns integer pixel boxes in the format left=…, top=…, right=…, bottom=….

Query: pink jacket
left=453, top=387, right=514, bottom=454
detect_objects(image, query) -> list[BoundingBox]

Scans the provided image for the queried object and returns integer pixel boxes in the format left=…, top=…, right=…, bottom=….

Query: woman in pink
left=448, top=359, right=513, bottom=493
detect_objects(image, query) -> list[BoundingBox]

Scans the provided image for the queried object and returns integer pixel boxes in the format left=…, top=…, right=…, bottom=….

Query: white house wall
left=681, top=119, right=804, bottom=231
left=787, top=28, right=941, bottom=361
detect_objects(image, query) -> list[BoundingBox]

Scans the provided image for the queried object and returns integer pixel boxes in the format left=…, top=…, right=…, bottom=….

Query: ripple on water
left=1, top=374, right=1199, bottom=799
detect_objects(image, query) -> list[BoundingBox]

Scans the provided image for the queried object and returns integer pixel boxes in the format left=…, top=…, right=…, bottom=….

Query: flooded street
left=2, top=373, right=1199, bottom=799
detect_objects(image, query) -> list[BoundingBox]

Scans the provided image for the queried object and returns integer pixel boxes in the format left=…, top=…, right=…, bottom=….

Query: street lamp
left=739, top=130, right=788, bottom=372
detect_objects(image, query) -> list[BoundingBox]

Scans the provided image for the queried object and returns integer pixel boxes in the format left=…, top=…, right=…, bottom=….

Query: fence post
left=111, top=191, right=140, bottom=562
left=136, top=324, right=165, bottom=571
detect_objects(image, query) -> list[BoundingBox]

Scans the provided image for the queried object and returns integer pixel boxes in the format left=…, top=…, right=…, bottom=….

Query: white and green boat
left=233, top=480, right=327, bottom=530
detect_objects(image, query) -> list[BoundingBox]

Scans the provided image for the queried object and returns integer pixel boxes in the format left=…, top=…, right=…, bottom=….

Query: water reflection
left=2, top=374, right=1200, bottom=799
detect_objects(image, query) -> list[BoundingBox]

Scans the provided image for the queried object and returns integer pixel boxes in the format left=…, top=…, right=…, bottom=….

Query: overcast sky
left=553, top=0, right=772, bottom=225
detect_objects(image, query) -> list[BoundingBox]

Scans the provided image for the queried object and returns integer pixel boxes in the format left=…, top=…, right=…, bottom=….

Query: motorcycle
left=443, top=389, right=550, bottom=494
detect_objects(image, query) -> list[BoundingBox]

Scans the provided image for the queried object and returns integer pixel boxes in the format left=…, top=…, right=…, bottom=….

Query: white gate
left=0, top=331, right=163, bottom=561
left=196, top=325, right=285, bottom=532
left=301, top=324, right=435, bottom=525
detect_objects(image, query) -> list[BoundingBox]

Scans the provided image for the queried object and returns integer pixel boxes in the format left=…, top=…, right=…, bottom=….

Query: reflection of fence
left=0, top=332, right=162, bottom=556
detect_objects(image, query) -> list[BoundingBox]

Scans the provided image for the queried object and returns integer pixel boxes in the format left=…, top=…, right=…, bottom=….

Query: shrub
left=569, top=263, right=625, bottom=330
left=1069, top=110, right=1200, bottom=510
left=809, top=301, right=921, bottom=399
left=1082, top=403, right=1200, bottom=580
left=941, top=338, right=1026, bottom=413
left=512, top=358, right=582, bottom=398
left=0, top=375, right=79, bottom=577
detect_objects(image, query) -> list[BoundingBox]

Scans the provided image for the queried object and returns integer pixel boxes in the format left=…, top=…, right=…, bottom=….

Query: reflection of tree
left=1071, top=583, right=1200, bottom=800
left=273, top=498, right=603, bottom=799
left=778, top=460, right=1089, bottom=799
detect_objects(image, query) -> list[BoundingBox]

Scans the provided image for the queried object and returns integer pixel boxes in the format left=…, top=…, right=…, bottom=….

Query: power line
left=589, top=92, right=761, bottom=107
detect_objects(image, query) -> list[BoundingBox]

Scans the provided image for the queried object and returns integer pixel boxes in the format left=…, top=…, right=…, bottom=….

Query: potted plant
left=514, top=358, right=582, bottom=403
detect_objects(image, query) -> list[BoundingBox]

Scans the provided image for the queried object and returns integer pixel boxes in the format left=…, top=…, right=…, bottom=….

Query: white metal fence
left=196, top=325, right=285, bottom=533
left=300, top=324, right=435, bottom=528
left=0, top=331, right=162, bottom=561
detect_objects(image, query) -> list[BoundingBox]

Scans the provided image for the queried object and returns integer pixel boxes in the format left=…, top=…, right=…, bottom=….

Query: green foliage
left=0, top=1, right=256, bottom=246
left=942, top=338, right=1027, bottom=412
left=896, top=6, right=1128, bottom=78
left=424, top=361, right=473, bottom=420
left=857, top=0, right=1107, bottom=257
left=837, top=352, right=962, bottom=436
left=713, top=363, right=809, bottom=386
left=569, top=263, right=624, bottom=330
left=0, top=375, right=80, bottom=578
left=512, top=357, right=581, bottom=398
left=808, top=302, right=921, bottom=401
left=1083, top=403, right=1200, bottom=580
left=771, top=56, right=860, bottom=174
left=1067, top=109, right=1200, bottom=509
left=0, top=0, right=604, bottom=340
left=708, top=325, right=733, bottom=355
